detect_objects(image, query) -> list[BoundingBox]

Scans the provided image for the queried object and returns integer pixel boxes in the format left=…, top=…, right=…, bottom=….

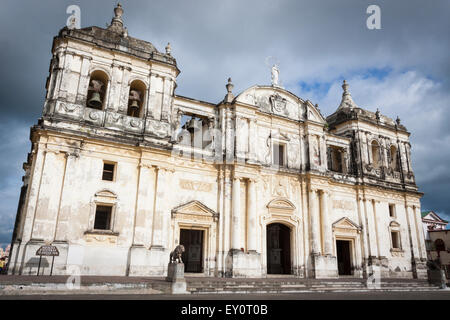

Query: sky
left=0, top=0, right=449, bottom=247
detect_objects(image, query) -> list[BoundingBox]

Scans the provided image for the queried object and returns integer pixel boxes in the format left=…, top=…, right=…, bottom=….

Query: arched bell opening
left=389, top=145, right=399, bottom=171
left=127, top=80, right=146, bottom=118
left=371, top=140, right=381, bottom=169
left=86, top=70, right=109, bottom=110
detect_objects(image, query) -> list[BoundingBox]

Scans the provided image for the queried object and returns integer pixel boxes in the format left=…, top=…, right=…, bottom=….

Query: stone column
left=231, top=176, right=241, bottom=250
left=151, top=167, right=169, bottom=249
left=21, top=144, right=47, bottom=243
left=309, top=188, right=320, bottom=254
left=364, top=198, right=378, bottom=258
left=120, top=66, right=132, bottom=114
left=54, top=151, right=79, bottom=241
left=225, top=110, right=234, bottom=163
left=132, top=163, right=156, bottom=246
left=247, top=178, right=257, bottom=252
left=75, top=55, right=92, bottom=105
left=406, top=205, right=420, bottom=259
left=146, top=72, right=158, bottom=119
left=320, top=190, right=332, bottom=256
left=31, top=149, right=66, bottom=242
left=357, top=196, right=369, bottom=267
left=248, top=119, right=257, bottom=162
left=161, top=76, right=172, bottom=122
left=404, top=204, right=419, bottom=278
left=319, top=136, right=327, bottom=170
left=222, top=168, right=232, bottom=274
left=107, top=64, right=123, bottom=112
left=413, top=206, right=427, bottom=259
left=50, top=51, right=65, bottom=101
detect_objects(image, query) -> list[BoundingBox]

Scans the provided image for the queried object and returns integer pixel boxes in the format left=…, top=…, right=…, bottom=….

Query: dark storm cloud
left=0, top=0, right=449, bottom=246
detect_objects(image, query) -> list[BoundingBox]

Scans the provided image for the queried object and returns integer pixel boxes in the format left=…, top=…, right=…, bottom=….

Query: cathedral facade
left=8, top=5, right=428, bottom=279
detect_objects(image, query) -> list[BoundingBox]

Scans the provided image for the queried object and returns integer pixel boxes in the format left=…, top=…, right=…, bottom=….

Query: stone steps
left=186, top=278, right=439, bottom=294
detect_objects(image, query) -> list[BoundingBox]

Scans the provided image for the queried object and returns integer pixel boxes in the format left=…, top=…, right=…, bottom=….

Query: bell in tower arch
left=128, top=89, right=141, bottom=117
left=87, top=80, right=104, bottom=109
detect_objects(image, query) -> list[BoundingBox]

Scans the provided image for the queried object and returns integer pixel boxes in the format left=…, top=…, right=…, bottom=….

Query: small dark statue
left=427, top=258, right=441, bottom=270
left=169, top=245, right=185, bottom=263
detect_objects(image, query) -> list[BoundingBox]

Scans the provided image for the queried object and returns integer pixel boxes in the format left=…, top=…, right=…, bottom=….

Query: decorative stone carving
left=89, top=111, right=101, bottom=121
left=146, top=119, right=171, bottom=138
left=269, top=93, right=288, bottom=116
left=271, top=64, right=280, bottom=87
left=272, top=176, right=288, bottom=198
left=179, top=179, right=213, bottom=192
left=169, top=245, right=185, bottom=263
left=332, top=200, right=355, bottom=211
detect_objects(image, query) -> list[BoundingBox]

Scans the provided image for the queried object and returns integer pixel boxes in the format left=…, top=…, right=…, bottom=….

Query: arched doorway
left=266, top=223, right=291, bottom=274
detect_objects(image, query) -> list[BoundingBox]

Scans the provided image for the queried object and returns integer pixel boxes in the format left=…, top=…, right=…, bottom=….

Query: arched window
left=435, top=239, right=446, bottom=252
left=371, top=140, right=381, bottom=169
left=127, top=80, right=146, bottom=118
left=86, top=70, right=109, bottom=110
left=390, top=145, right=399, bottom=171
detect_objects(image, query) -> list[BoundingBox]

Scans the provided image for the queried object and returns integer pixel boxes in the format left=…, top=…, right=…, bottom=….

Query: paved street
left=1, top=289, right=450, bottom=300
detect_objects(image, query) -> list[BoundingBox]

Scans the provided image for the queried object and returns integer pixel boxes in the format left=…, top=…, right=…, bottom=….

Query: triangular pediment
left=171, top=200, right=218, bottom=218
left=423, top=211, right=448, bottom=223
left=332, top=217, right=361, bottom=231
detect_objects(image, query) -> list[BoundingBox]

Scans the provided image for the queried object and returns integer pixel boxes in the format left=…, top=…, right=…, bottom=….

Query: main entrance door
left=266, top=223, right=291, bottom=274
left=180, top=229, right=204, bottom=273
left=336, top=240, right=352, bottom=275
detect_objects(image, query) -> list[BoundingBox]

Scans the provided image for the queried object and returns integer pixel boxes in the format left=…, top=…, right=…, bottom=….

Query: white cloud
left=294, top=69, right=450, bottom=220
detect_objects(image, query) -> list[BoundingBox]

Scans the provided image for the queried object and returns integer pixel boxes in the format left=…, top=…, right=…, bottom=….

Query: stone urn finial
left=108, top=3, right=125, bottom=33
left=114, top=3, right=123, bottom=19
left=342, top=80, right=349, bottom=94
left=224, top=77, right=235, bottom=103
left=226, top=77, right=234, bottom=94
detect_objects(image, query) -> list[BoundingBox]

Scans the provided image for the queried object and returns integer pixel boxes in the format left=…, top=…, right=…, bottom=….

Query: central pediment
left=171, top=200, right=219, bottom=220
left=234, top=85, right=325, bottom=123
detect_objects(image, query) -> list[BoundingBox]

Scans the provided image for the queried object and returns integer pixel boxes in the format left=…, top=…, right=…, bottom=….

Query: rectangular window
left=391, top=231, right=400, bottom=249
left=102, top=162, right=115, bottom=181
left=389, top=204, right=396, bottom=218
left=273, top=143, right=285, bottom=166
left=94, top=205, right=112, bottom=230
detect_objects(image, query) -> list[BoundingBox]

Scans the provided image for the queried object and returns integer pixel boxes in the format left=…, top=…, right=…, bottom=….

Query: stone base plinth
left=428, top=269, right=447, bottom=289
left=415, top=259, right=428, bottom=280
left=312, top=254, right=338, bottom=279
left=166, top=263, right=188, bottom=294
left=225, top=249, right=262, bottom=278
left=166, top=263, right=185, bottom=282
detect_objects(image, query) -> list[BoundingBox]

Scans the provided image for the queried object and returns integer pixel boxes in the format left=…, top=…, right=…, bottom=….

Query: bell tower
left=42, top=3, right=180, bottom=146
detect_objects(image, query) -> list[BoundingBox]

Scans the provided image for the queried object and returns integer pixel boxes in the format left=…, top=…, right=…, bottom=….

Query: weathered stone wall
left=8, top=14, right=428, bottom=280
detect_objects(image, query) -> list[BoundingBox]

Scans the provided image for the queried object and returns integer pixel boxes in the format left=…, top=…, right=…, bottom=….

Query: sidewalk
left=0, top=275, right=171, bottom=295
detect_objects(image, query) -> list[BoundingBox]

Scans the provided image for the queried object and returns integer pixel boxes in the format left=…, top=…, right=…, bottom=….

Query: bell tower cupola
left=41, top=4, right=180, bottom=147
